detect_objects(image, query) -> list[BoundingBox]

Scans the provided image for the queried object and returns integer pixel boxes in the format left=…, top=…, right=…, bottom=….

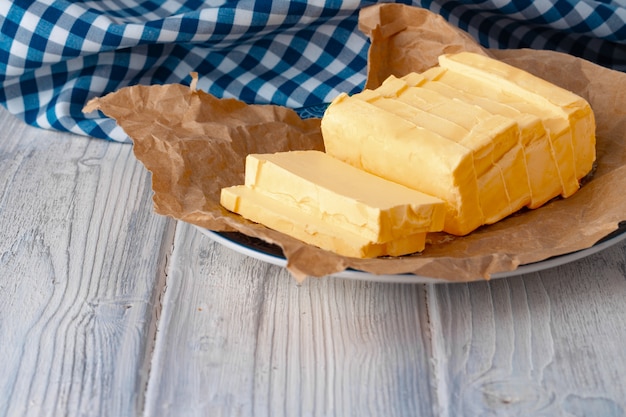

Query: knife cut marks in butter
left=415, top=70, right=561, bottom=208
left=321, top=52, right=596, bottom=236
left=371, top=75, right=532, bottom=226
left=432, top=52, right=595, bottom=196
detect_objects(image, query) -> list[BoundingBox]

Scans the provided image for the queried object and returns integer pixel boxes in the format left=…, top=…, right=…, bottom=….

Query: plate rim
left=196, top=224, right=626, bottom=284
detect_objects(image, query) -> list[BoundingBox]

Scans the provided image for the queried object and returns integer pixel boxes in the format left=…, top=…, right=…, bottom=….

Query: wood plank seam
left=137, top=219, right=178, bottom=415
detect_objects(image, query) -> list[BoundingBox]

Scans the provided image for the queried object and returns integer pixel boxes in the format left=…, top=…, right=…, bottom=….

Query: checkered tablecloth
left=2, top=1, right=625, bottom=142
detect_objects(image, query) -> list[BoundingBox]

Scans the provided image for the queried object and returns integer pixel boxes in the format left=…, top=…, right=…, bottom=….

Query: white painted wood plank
left=144, top=222, right=437, bottom=417
left=0, top=109, right=174, bottom=417
left=428, top=240, right=626, bottom=416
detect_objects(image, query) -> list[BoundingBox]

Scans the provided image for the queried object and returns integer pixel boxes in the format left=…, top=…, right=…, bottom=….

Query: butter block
left=398, top=75, right=535, bottom=221
left=321, top=81, right=531, bottom=233
left=220, top=185, right=428, bottom=258
left=321, top=52, right=595, bottom=236
left=243, top=150, right=446, bottom=242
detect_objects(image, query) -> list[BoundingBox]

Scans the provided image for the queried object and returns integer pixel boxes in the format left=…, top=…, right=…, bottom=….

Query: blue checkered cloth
left=2, top=1, right=625, bottom=142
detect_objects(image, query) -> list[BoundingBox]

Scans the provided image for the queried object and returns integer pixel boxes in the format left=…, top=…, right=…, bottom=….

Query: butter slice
left=244, top=150, right=445, bottom=242
left=221, top=185, right=428, bottom=258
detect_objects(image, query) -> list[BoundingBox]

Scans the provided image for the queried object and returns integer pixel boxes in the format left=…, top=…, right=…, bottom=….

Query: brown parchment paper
left=83, top=4, right=626, bottom=282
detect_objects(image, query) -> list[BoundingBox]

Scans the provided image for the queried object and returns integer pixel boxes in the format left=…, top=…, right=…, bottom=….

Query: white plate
left=196, top=223, right=626, bottom=284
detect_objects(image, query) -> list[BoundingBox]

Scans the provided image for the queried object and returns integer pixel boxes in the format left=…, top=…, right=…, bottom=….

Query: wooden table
left=1, top=105, right=625, bottom=417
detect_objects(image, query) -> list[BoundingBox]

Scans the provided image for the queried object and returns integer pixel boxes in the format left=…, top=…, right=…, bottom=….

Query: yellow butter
left=320, top=52, right=595, bottom=236
left=419, top=68, right=561, bottom=208
left=221, top=52, right=596, bottom=259
left=321, top=93, right=483, bottom=235
left=436, top=52, right=596, bottom=196
left=376, top=75, right=532, bottom=224
left=243, top=150, right=445, bottom=242
left=220, top=185, right=428, bottom=258
left=425, top=63, right=579, bottom=197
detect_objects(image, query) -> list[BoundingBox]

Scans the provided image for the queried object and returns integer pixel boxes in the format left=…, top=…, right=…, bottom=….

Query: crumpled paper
left=84, top=4, right=626, bottom=282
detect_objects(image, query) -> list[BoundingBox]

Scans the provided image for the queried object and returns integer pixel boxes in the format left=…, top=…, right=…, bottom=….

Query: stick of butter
left=374, top=74, right=532, bottom=226
left=321, top=52, right=596, bottom=236
left=321, top=94, right=483, bottom=235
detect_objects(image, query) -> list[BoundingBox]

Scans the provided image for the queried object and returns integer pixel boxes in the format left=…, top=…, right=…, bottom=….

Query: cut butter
left=244, top=151, right=445, bottom=242
left=375, top=75, right=532, bottom=225
left=221, top=185, right=428, bottom=258
left=220, top=51, right=596, bottom=259
left=322, top=94, right=484, bottom=235
left=220, top=150, right=446, bottom=258
left=434, top=52, right=596, bottom=196
left=321, top=52, right=595, bottom=236
left=417, top=69, right=561, bottom=208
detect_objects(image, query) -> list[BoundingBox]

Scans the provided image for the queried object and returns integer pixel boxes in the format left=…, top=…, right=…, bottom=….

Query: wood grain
left=143, top=223, right=437, bottom=417
left=428, top=241, right=626, bottom=416
left=0, top=109, right=174, bottom=417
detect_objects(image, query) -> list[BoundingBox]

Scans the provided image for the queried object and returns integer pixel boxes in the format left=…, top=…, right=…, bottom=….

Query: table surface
left=1, top=105, right=626, bottom=417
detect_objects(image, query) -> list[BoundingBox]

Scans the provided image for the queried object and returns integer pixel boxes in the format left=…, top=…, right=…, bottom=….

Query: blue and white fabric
left=1, top=1, right=625, bottom=142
